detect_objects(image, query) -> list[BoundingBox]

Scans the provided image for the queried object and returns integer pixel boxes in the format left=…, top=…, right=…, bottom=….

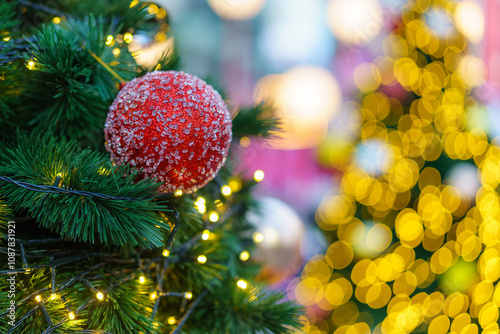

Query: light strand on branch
left=0, top=176, right=174, bottom=201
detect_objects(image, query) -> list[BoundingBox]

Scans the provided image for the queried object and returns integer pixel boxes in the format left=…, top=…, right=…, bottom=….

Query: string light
left=52, top=17, right=61, bottom=24
left=237, top=279, right=248, bottom=290
left=195, top=197, right=207, bottom=214
left=26, top=61, right=35, bottom=70
left=252, top=232, right=264, bottom=243
left=123, top=32, right=133, bottom=44
left=162, top=249, right=170, bottom=257
left=174, top=189, right=183, bottom=197
left=184, top=292, right=193, bottom=300
left=112, top=48, right=120, bottom=56
left=50, top=293, right=57, bottom=300
left=105, top=35, right=114, bottom=45
left=3, top=36, right=11, bottom=41
left=150, top=292, right=157, bottom=300
left=139, top=275, right=146, bottom=284
left=221, top=185, right=232, bottom=197
left=35, top=295, right=42, bottom=302
left=201, top=230, right=210, bottom=240
left=68, top=312, right=75, bottom=320
left=197, top=255, right=207, bottom=264
left=253, top=170, right=265, bottom=182
left=96, top=292, right=104, bottom=300
left=167, top=316, right=177, bottom=325
left=239, top=251, right=250, bottom=262
left=208, top=211, right=219, bottom=222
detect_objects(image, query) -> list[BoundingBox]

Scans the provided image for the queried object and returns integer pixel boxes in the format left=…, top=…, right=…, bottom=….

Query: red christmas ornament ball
left=105, top=71, right=232, bottom=193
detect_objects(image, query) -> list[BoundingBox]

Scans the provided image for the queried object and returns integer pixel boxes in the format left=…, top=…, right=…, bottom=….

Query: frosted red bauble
left=104, top=71, right=232, bottom=193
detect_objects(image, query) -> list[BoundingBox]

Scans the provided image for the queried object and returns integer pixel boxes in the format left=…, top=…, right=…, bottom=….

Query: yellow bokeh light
left=162, top=249, right=170, bottom=257
left=237, top=279, right=248, bottom=290
left=167, top=316, right=177, bottom=325
left=253, top=170, right=264, bottom=182
left=139, top=275, right=146, bottom=284
left=96, top=292, right=104, bottom=300
left=253, top=232, right=264, bottom=243
left=208, top=211, right=219, bottom=222
left=35, top=295, right=42, bottom=302
left=197, top=255, right=207, bottom=264
left=52, top=17, right=61, bottom=24
left=68, top=312, right=75, bottom=320
left=123, top=32, right=133, bottom=44
left=221, top=185, right=232, bottom=197
left=201, top=230, right=210, bottom=240
left=112, top=48, right=120, bottom=56
left=239, top=251, right=250, bottom=262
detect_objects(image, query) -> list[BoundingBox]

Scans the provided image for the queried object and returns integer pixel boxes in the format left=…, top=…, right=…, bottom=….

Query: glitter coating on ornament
left=105, top=71, right=232, bottom=193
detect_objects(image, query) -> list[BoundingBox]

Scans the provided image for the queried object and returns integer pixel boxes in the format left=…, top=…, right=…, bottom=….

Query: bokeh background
left=138, top=0, right=500, bottom=332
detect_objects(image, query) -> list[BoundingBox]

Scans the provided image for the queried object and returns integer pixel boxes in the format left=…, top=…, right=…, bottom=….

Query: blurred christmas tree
left=298, top=0, right=500, bottom=333
left=0, top=0, right=301, bottom=333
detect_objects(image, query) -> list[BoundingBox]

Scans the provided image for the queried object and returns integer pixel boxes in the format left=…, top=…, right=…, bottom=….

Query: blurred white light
left=454, top=0, right=484, bottom=44
left=447, top=163, right=480, bottom=200
left=425, top=9, right=453, bottom=38
left=208, top=0, right=266, bottom=20
left=355, top=139, right=391, bottom=176
left=326, top=0, right=383, bottom=45
left=254, top=66, right=342, bottom=149
left=257, top=0, right=335, bottom=70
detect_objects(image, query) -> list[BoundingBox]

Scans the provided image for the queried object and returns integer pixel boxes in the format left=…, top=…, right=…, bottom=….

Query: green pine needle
left=0, top=133, right=169, bottom=247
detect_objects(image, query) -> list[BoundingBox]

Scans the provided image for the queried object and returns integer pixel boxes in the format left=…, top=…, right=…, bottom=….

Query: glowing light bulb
left=112, top=48, right=121, bottom=56
left=253, top=232, right=264, bottom=243
left=167, top=316, right=177, bottom=325
left=3, top=36, right=11, bottom=41
left=27, top=61, right=35, bottom=70
left=52, top=17, right=61, bottom=24
left=150, top=292, right=157, bottom=300
left=162, top=249, right=170, bottom=257
left=68, top=312, right=75, bottom=320
left=50, top=293, right=57, bottom=300
left=139, top=276, right=146, bottom=284
left=239, top=251, right=250, bottom=262
left=174, top=190, right=183, bottom=197
left=96, top=292, right=104, bottom=300
left=201, top=230, right=210, bottom=240
left=123, top=32, right=133, bottom=44
left=105, top=35, right=114, bottom=45
left=209, top=212, right=219, bottom=222
left=35, top=295, right=42, bottom=302
left=253, top=170, right=264, bottom=182
left=197, top=255, right=207, bottom=264
left=221, top=185, right=232, bottom=197
left=184, top=292, right=193, bottom=300
left=237, top=279, right=248, bottom=290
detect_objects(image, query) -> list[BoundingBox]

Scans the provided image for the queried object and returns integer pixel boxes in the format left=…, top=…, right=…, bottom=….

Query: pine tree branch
left=171, top=290, right=208, bottom=334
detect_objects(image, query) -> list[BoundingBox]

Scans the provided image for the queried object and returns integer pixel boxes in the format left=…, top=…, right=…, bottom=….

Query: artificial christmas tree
left=0, top=1, right=301, bottom=333
left=298, top=0, right=500, bottom=333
